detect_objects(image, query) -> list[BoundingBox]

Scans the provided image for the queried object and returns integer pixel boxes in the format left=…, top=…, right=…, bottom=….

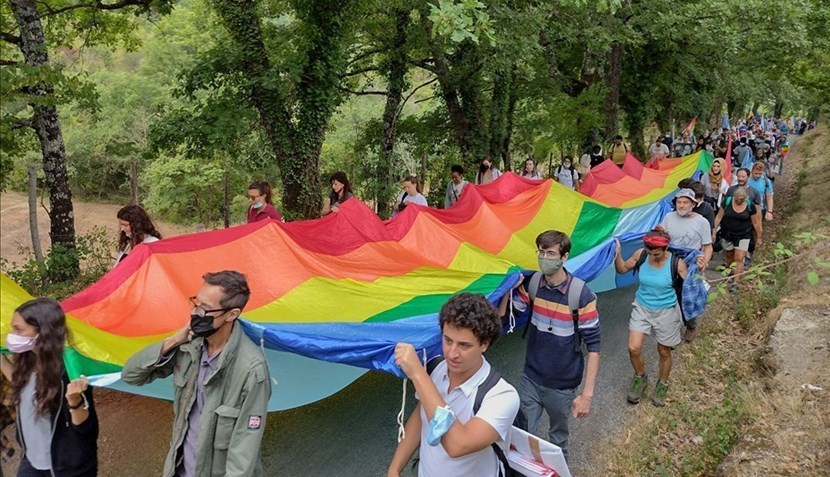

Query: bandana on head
left=643, top=235, right=669, bottom=249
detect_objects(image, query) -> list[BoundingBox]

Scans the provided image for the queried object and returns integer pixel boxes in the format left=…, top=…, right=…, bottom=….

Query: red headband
left=643, top=235, right=669, bottom=248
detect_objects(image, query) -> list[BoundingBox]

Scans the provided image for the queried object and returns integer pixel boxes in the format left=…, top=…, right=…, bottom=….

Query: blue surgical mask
left=426, top=406, right=456, bottom=446
left=251, top=201, right=264, bottom=209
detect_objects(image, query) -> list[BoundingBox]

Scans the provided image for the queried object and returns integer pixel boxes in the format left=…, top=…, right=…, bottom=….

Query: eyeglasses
left=247, top=194, right=262, bottom=201
left=536, top=249, right=561, bottom=259
left=188, top=296, right=233, bottom=317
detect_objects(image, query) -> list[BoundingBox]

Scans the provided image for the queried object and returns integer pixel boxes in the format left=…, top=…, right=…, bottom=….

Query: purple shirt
left=177, top=346, right=221, bottom=477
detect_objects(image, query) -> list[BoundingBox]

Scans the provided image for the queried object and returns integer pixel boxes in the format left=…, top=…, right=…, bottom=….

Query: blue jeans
left=519, top=374, right=576, bottom=463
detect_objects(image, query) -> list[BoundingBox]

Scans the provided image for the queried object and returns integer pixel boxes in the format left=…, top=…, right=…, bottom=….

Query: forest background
left=1, top=0, right=829, bottom=286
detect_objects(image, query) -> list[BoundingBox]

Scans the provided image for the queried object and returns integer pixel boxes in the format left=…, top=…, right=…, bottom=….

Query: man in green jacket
left=122, top=270, right=271, bottom=477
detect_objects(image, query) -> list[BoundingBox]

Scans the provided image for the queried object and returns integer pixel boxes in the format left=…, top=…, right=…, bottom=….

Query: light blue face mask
left=251, top=201, right=264, bottom=209
left=426, top=406, right=456, bottom=446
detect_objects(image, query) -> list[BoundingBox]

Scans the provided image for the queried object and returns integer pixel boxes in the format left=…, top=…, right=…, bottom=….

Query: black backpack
left=633, top=251, right=684, bottom=320
left=426, top=356, right=526, bottom=477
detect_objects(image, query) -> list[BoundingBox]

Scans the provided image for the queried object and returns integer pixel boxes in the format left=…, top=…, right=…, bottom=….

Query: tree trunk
left=212, top=0, right=349, bottom=220
left=130, top=159, right=138, bottom=205
left=377, top=8, right=409, bottom=218
left=27, top=165, right=44, bottom=262
left=773, top=99, right=784, bottom=118
left=709, top=97, right=723, bottom=129
left=223, top=170, right=230, bottom=228
left=501, top=73, right=518, bottom=171
left=11, top=0, right=78, bottom=280
left=603, top=42, right=623, bottom=140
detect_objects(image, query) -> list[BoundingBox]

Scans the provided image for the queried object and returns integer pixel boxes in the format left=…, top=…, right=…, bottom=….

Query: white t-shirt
left=403, top=192, right=428, bottom=207
left=417, top=358, right=520, bottom=477
left=115, top=235, right=160, bottom=265
left=660, top=212, right=712, bottom=250
left=555, top=166, right=579, bottom=189
left=648, top=143, right=670, bottom=160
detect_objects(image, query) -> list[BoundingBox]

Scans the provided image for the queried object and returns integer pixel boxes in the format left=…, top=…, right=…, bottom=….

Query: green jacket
left=122, top=321, right=271, bottom=477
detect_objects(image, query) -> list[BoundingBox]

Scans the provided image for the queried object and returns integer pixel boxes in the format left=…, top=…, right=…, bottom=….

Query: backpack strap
left=426, top=355, right=445, bottom=375
left=522, top=272, right=543, bottom=338
left=567, top=276, right=586, bottom=353
left=632, top=249, right=648, bottom=275
left=670, top=253, right=685, bottom=320
left=472, top=367, right=511, bottom=477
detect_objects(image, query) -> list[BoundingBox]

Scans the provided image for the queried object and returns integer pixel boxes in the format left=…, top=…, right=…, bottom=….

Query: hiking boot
left=652, top=381, right=669, bottom=407
left=684, top=326, right=698, bottom=343
left=627, top=374, right=648, bottom=404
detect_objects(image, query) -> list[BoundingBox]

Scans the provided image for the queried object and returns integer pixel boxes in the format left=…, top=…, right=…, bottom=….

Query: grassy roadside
left=591, top=124, right=830, bottom=476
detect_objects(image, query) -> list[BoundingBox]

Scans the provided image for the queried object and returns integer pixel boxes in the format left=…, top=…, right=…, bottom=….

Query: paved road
left=259, top=283, right=664, bottom=476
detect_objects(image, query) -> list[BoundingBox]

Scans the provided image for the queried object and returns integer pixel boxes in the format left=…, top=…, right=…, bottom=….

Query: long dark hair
left=117, top=205, right=162, bottom=252
left=10, top=298, right=68, bottom=417
left=329, top=171, right=352, bottom=199
left=248, top=180, right=273, bottom=205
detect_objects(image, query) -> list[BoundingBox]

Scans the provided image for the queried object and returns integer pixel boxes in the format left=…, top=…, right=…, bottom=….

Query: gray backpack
left=523, top=272, right=586, bottom=352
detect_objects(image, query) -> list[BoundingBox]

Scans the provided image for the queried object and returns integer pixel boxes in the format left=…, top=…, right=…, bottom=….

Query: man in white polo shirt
left=387, top=293, right=520, bottom=477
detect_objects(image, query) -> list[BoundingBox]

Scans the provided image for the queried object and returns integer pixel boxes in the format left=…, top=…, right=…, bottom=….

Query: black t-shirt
left=589, top=153, right=604, bottom=169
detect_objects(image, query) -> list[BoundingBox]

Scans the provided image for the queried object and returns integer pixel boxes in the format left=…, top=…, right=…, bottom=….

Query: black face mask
left=479, top=163, right=490, bottom=173
left=190, top=314, right=219, bottom=338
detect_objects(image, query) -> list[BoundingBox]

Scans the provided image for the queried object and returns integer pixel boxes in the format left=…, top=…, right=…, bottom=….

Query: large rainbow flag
left=0, top=151, right=713, bottom=410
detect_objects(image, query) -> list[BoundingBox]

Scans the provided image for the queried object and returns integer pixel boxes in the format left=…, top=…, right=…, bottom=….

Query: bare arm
left=677, top=257, right=688, bottom=280
left=1, top=354, right=13, bottom=380
left=572, top=351, right=599, bottom=418
left=320, top=197, right=332, bottom=217
left=395, top=344, right=501, bottom=458
left=387, top=406, right=423, bottom=477
left=751, top=211, right=763, bottom=248
left=614, top=239, right=643, bottom=274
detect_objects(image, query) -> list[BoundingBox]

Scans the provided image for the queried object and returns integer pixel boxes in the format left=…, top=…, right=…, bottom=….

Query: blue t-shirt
left=635, top=255, right=677, bottom=309
left=747, top=176, right=773, bottom=210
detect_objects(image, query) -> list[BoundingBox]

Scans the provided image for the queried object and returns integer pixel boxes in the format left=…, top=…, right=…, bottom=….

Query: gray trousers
left=518, top=373, right=576, bottom=463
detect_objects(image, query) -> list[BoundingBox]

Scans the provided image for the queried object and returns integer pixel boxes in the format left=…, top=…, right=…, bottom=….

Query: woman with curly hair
left=115, top=204, right=161, bottom=266
left=0, top=298, right=98, bottom=476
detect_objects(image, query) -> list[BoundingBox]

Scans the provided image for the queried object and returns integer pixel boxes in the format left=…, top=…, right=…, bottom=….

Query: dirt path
left=0, top=191, right=191, bottom=265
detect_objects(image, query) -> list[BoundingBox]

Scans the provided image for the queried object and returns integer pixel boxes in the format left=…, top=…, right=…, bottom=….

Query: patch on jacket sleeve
left=247, top=415, right=262, bottom=429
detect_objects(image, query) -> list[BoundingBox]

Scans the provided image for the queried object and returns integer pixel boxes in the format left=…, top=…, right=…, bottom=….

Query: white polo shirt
left=417, top=358, right=520, bottom=477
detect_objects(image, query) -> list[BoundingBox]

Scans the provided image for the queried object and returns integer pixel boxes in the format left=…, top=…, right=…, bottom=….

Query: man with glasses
left=497, top=230, right=601, bottom=462
left=122, top=270, right=271, bottom=477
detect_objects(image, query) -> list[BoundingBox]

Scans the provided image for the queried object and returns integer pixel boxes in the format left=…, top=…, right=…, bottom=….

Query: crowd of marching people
left=0, top=113, right=809, bottom=477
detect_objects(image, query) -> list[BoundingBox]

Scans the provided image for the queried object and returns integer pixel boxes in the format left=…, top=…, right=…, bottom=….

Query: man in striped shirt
left=499, top=230, right=601, bottom=462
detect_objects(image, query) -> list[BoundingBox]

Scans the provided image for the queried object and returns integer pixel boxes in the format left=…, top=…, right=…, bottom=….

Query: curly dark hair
left=438, top=293, right=501, bottom=347
left=10, top=298, right=68, bottom=417
left=117, top=204, right=162, bottom=253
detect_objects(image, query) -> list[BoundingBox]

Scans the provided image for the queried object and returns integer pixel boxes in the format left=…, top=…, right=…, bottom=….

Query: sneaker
left=627, top=374, right=648, bottom=404
left=652, top=381, right=669, bottom=407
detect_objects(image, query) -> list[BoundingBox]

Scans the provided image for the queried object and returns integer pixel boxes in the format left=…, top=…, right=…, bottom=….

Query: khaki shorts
left=629, top=300, right=683, bottom=347
left=721, top=238, right=751, bottom=252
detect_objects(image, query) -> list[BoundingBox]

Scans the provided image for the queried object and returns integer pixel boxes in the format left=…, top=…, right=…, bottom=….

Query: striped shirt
left=513, top=270, right=601, bottom=390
